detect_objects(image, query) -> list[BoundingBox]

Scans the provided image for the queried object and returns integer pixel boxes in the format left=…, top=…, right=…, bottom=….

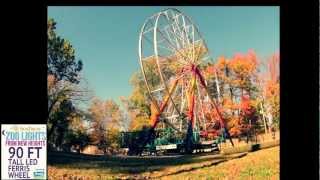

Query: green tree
left=47, top=18, right=82, bottom=84
left=127, top=70, right=152, bottom=131
left=128, top=71, right=151, bottom=117
left=47, top=18, right=88, bottom=150
left=63, top=110, right=90, bottom=153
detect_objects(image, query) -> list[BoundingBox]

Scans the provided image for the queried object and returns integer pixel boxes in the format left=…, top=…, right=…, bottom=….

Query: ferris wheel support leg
left=185, top=90, right=195, bottom=152
left=184, top=69, right=197, bottom=154
left=185, top=96, right=195, bottom=154
left=150, top=78, right=180, bottom=129
left=185, top=121, right=194, bottom=154
left=194, top=66, right=234, bottom=147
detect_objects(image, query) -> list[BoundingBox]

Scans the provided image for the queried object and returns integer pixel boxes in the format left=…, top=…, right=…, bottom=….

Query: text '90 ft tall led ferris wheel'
left=138, top=8, right=233, bottom=153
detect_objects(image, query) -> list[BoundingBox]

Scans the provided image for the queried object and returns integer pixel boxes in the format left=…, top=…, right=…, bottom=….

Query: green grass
left=221, top=139, right=279, bottom=155
left=48, top=144, right=279, bottom=179
left=164, top=146, right=279, bottom=180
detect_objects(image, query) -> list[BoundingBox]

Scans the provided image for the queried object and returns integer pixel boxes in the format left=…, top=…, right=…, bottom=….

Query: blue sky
left=48, top=6, right=279, bottom=105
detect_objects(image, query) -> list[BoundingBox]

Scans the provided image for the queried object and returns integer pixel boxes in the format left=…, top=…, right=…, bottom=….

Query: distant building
left=81, top=145, right=104, bottom=155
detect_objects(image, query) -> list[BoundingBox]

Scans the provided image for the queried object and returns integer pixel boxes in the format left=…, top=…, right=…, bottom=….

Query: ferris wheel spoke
left=157, top=54, right=188, bottom=67
left=148, top=17, right=179, bottom=51
left=162, top=22, right=189, bottom=49
left=161, top=21, right=196, bottom=64
left=173, top=13, right=188, bottom=47
left=193, top=40, right=202, bottom=63
left=169, top=28, right=187, bottom=49
left=166, top=11, right=196, bottom=62
left=181, top=15, right=192, bottom=46
left=155, top=27, right=192, bottom=64
left=167, top=11, right=187, bottom=47
left=155, top=13, right=194, bottom=63
left=156, top=46, right=188, bottom=66
left=163, top=25, right=179, bottom=50
left=157, top=43, right=177, bottom=55
left=143, top=26, right=156, bottom=35
left=194, top=40, right=208, bottom=64
left=164, top=11, right=183, bottom=49
left=162, top=22, right=184, bottom=47
left=169, top=12, right=191, bottom=49
left=176, top=16, right=189, bottom=47
left=142, top=33, right=156, bottom=46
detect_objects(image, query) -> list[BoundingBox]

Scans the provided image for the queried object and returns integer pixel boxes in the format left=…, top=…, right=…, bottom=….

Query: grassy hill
left=48, top=144, right=279, bottom=179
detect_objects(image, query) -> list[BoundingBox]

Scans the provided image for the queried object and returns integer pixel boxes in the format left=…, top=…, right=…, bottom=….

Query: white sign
left=200, top=140, right=215, bottom=145
left=1, top=124, right=47, bottom=179
left=156, top=144, right=177, bottom=150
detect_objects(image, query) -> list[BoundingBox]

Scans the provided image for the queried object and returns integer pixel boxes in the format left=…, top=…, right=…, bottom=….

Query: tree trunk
left=48, top=118, right=57, bottom=141
left=260, top=101, right=269, bottom=134
left=214, top=71, right=221, bottom=103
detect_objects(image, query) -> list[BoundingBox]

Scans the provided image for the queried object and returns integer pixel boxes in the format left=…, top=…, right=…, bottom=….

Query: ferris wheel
left=138, top=8, right=233, bottom=150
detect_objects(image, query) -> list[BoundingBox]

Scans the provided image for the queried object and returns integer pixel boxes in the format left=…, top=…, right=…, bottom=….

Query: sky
left=48, top=6, right=279, bottom=105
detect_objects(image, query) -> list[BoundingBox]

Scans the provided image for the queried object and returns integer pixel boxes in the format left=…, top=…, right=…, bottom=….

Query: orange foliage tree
left=205, top=50, right=263, bottom=139
left=263, top=53, right=280, bottom=129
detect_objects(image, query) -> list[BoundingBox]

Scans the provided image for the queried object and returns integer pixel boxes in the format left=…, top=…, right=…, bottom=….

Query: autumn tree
left=204, top=50, right=263, bottom=141
left=263, top=54, right=280, bottom=130
left=227, top=50, right=259, bottom=97
left=87, top=98, right=125, bottom=154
